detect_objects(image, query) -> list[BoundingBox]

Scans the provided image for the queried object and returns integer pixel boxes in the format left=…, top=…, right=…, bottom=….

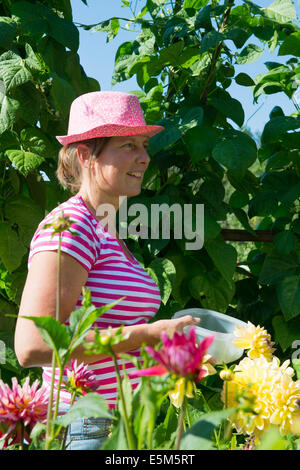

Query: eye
left=123, top=142, right=135, bottom=150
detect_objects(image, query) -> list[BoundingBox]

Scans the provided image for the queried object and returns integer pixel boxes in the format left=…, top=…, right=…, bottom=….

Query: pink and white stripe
left=28, top=195, right=161, bottom=408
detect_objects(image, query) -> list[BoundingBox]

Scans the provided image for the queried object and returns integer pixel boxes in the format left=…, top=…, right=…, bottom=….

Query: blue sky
left=70, top=0, right=300, bottom=138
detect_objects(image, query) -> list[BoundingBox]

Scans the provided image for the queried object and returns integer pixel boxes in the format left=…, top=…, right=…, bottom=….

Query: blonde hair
left=56, top=137, right=110, bottom=194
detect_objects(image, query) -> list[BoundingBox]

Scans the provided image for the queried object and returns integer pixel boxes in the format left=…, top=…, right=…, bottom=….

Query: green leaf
left=147, top=123, right=181, bottom=156
left=212, top=132, right=257, bottom=177
left=119, top=371, right=132, bottom=422
left=4, top=195, right=44, bottom=248
left=204, top=213, right=221, bottom=241
left=49, top=73, right=76, bottom=120
left=184, top=126, right=219, bottom=162
left=3, top=270, right=26, bottom=306
left=12, top=1, right=48, bottom=35
left=0, top=129, right=19, bottom=152
left=12, top=1, right=79, bottom=51
left=21, top=316, right=71, bottom=361
left=0, top=51, right=32, bottom=92
left=20, top=127, right=54, bottom=159
left=248, top=190, right=278, bottom=218
left=0, top=93, right=20, bottom=134
left=273, top=231, right=297, bottom=255
left=101, top=420, right=128, bottom=450
left=231, top=208, right=256, bottom=237
left=68, top=299, right=120, bottom=353
left=276, top=275, right=300, bottom=321
left=262, top=0, right=297, bottom=24
left=5, top=149, right=44, bottom=176
left=184, top=0, right=209, bottom=8
left=205, top=239, right=237, bottom=283
left=179, top=106, right=203, bottom=132
left=256, top=425, right=289, bottom=450
left=189, top=271, right=235, bottom=313
left=272, top=315, right=300, bottom=352
left=229, top=190, right=249, bottom=209
left=165, top=253, right=191, bottom=307
left=13, top=82, right=41, bottom=126
left=235, top=72, right=255, bottom=86
left=236, top=44, right=263, bottom=64
left=262, top=116, right=300, bottom=144
left=259, top=251, right=299, bottom=285
left=180, top=409, right=233, bottom=450
left=200, top=30, right=224, bottom=54
left=0, top=222, right=27, bottom=272
left=210, top=95, right=244, bottom=127
left=292, top=359, right=300, bottom=380
left=146, top=258, right=176, bottom=305
left=0, top=17, right=17, bottom=49
left=93, top=18, right=120, bottom=43
left=279, top=32, right=300, bottom=57
left=57, top=393, right=111, bottom=427
left=24, top=44, right=42, bottom=72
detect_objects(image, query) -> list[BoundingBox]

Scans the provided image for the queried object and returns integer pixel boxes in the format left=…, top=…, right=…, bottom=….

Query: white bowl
left=172, top=308, right=247, bottom=364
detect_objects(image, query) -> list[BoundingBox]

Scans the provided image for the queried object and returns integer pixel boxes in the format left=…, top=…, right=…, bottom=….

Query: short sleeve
left=28, top=208, right=98, bottom=273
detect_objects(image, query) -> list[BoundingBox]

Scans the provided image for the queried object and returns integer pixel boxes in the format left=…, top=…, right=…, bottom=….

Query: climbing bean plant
left=87, top=0, right=300, bottom=360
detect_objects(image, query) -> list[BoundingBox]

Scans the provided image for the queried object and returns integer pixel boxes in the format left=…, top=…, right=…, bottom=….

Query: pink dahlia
left=0, top=377, right=49, bottom=448
left=63, top=360, right=99, bottom=396
left=131, top=327, right=214, bottom=382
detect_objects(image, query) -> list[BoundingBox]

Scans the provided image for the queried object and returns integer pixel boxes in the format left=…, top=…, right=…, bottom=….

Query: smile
left=127, top=172, right=143, bottom=179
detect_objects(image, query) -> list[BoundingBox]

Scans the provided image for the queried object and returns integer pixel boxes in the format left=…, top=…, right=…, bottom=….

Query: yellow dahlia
left=270, top=373, right=300, bottom=435
left=222, top=356, right=276, bottom=435
left=232, top=321, right=275, bottom=361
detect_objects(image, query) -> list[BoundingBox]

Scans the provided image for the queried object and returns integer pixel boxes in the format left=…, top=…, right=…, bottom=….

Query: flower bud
left=100, top=335, right=110, bottom=346
left=220, top=369, right=234, bottom=381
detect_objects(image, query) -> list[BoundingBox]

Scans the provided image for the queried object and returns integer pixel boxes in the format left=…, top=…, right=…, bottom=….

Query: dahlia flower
left=222, top=355, right=300, bottom=438
left=270, top=373, right=300, bottom=435
left=63, top=360, right=99, bottom=396
left=130, top=327, right=214, bottom=382
left=232, top=321, right=275, bottom=361
left=0, top=377, right=48, bottom=448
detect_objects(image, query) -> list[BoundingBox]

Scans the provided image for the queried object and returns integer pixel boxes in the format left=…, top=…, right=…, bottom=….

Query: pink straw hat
left=56, top=91, right=164, bottom=146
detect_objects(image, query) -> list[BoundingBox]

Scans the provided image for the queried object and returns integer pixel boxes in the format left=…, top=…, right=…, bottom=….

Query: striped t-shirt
left=28, top=194, right=162, bottom=408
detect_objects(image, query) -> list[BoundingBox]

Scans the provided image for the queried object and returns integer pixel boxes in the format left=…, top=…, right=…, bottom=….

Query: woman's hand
left=147, top=315, right=200, bottom=346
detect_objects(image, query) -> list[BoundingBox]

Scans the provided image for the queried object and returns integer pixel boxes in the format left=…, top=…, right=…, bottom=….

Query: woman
left=14, top=91, right=200, bottom=450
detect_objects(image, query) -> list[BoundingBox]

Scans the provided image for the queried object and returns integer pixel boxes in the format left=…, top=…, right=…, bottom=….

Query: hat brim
left=56, top=124, right=164, bottom=146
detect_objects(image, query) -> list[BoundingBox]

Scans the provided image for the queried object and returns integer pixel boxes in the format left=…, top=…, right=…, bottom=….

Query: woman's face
left=91, top=135, right=151, bottom=199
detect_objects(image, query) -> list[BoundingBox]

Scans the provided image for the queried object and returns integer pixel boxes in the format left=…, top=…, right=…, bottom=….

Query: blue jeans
left=60, top=404, right=113, bottom=450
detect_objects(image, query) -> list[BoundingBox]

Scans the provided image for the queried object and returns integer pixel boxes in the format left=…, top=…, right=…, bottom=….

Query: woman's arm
left=15, top=251, right=200, bottom=368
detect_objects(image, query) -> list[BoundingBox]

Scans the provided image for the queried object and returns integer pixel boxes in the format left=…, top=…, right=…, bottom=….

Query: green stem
left=45, top=352, right=57, bottom=450
left=147, top=409, right=156, bottom=450
left=45, top=233, right=62, bottom=450
left=19, top=422, right=24, bottom=450
left=53, top=365, right=64, bottom=422
left=185, top=395, right=192, bottom=428
left=61, top=391, right=77, bottom=450
left=112, top=351, right=136, bottom=450
left=174, top=378, right=187, bottom=450
left=56, top=234, right=61, bottom=322
left=198, top=387, right=211, bottom=412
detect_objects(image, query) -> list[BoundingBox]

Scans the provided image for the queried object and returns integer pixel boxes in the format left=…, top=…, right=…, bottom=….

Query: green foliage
left=1, top=0, right=300, bottom=450
left=0, top=0, right=100, bottom=381
left=91, top=0, right=300, bottom=359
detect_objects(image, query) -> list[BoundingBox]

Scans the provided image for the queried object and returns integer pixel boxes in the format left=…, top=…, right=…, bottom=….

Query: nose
left=137, top=145, right=150, bottom=168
